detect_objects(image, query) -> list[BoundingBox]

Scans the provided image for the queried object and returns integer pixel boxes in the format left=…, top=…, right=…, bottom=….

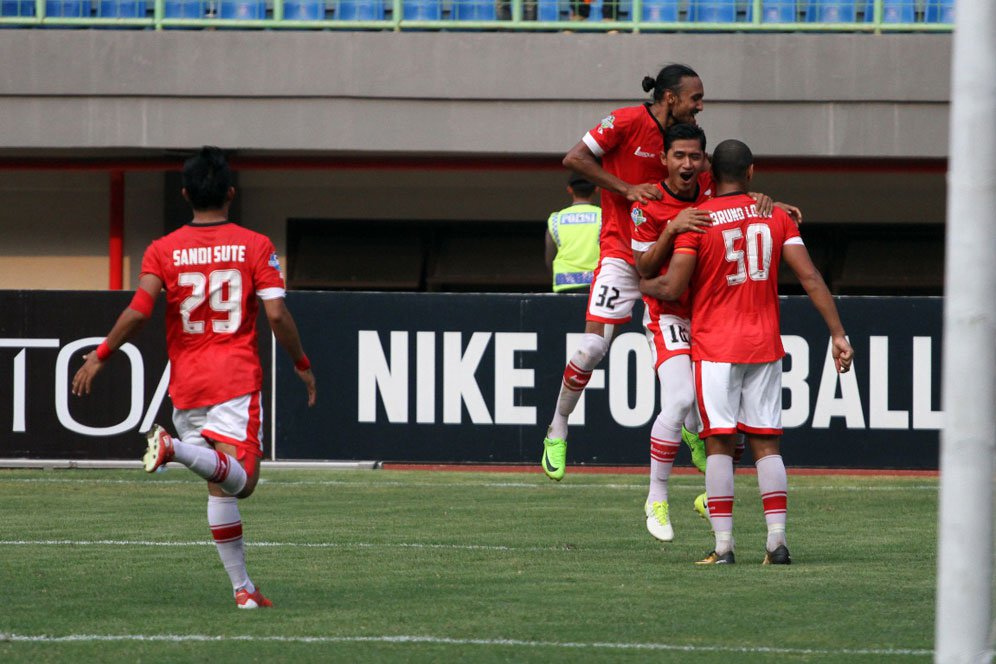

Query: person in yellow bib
left=545, top=173, right=601, bottom=293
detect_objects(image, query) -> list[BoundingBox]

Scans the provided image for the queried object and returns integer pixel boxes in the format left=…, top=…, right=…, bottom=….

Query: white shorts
left=172, top=391, right=264, bottom=461
left=694, top=360, right=783, bottom=438
left=644, top=312, right=691, bottom=370
left=586, top=256, right=641, bottom=324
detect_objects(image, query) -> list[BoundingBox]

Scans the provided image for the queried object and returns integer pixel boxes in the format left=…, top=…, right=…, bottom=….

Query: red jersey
left=673, top=193, right=803, bottom=364
left=582, top=104, right=669, bottom=264
left=140, top=222, right=286, bottom=409
left=630, top=176, right=713, bottom=319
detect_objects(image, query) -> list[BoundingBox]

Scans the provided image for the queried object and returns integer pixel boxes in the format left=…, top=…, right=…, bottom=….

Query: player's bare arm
left=262, top=297, right=317, bottom=407
left=544, top=232, right=557, bottom=275
left=639, top=251, right=696, bottom=301
left=563, top=141, right=662, bottom=204
left=634, top=208, right=710, bottom=278
left=782, top=244, right=853, bottom=374
left=72, top=274, right=163, bottom=397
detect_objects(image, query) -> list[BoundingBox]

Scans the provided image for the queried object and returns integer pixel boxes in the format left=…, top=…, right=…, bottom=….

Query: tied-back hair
left=182, top=146, right=232, bottom=211
left=641, top=64, right=699, bottom=103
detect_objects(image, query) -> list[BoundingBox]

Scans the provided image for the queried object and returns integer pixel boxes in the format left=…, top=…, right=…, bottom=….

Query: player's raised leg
left=145, top=423, right=247, bottom=496
left=542, top=324, right=609, bottom=481
left=542, top=257, right=639, bottom=481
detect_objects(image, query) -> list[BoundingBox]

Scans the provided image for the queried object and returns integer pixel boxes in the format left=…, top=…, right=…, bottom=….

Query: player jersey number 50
left=178, top=269, right=243, bottom=334
left=723, top=224, right=772, bottom=286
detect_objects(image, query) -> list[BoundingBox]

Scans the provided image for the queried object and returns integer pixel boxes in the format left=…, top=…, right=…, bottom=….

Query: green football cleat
left=693, top=492, right=709, bottom=520
left=541, top=437, right=567, bottom=481
left=682, top=426, right=707, bottom=474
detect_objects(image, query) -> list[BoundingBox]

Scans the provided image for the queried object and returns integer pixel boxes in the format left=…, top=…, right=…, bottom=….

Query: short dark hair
left=182, top=146, right=232, bottom=210
left=664, top=123, right=707, bottom=153
left=568, top=172, right=596, bottom=198
left=711, top=139, right=753, bottom=183
left=641, top=64, right=700, bottom=103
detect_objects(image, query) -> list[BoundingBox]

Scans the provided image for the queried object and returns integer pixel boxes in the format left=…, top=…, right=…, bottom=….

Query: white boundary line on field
left=0, top=477, right=939, bottom=491
left=0, top=539, right=548, bottom=552
left=0, top=633, right=933, bottom=657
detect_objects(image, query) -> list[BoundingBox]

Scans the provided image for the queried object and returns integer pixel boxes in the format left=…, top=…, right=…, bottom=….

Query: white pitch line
left=0, top=633, right=932, bottom=657
left=0, top=477, right=938, bottom=491
left=0, top=539, right=561, bottom=552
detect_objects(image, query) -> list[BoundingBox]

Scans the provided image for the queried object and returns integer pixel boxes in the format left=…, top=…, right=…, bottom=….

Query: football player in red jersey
left=642, top=139, right=852, bottom=565
left=73, top=147, right=316, bottom=608
left=541, top=64, right=708, bottom=481
left=629, top=123, right=712, bottom=541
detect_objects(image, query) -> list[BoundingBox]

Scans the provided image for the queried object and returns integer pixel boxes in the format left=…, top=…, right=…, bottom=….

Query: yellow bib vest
left=548, top=203, right=601, bottom=292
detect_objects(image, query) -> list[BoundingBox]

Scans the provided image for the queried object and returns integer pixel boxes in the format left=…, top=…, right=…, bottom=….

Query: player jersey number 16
left=178, top=269, right=243, bottom=334
left=723, top=224, right=772, bottom=286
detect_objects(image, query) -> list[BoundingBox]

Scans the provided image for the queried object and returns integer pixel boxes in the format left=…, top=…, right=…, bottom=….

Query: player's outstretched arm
left=262, top=297, right=316, bottom=407
left=639, top=252, right=696, bottom=301
left=563, top=141, right=661, bottom=204
left=782, top=244, right=853, bottom=373
left=72, top=274, right=163, bottom=397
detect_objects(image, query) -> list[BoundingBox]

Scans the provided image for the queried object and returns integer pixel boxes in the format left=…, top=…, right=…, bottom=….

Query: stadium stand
left=163, top=0, right=205, bottom=18
left=219, top=0, right=265, bottom=18
left=745, top=0, right=798, bottom=22
left=44, top=0, right=89, bottom=17
left=688, top=0, right=738, bottom=22
left=0, top=0, right=34, bottom=16
left=98, top=0, right=149, bottom=18
left=640, top=0, right=677, bottom=22
left=536, top=0, right=563, bottom=21
left=404, top=0, right=441, bottom=18
left=335, top=0, right=384, bottom=18
left=283, top=0, right=326, bottom=19
left=805, top=0, right=859, bottom=22
left=879, top=0, right=914, bottom=22
left=924, top=0, right=953, bottom=23
left=452, top=0, right=497, bottom=20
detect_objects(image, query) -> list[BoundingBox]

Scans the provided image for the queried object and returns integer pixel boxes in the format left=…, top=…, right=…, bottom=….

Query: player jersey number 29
left=723, top=224, right=772, bottom=286
left=178, top=269, right=243, bottom=334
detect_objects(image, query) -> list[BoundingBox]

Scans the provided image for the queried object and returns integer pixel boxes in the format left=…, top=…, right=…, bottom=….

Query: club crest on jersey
left=597, top=114, right=616, bottom=134
left=631, top=207, right=646, bottom=226
left=268, top=253, right=281, bottom=270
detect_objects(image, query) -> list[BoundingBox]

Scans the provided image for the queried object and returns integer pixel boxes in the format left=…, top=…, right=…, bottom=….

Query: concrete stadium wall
left=0, top=31, right=950, bottom=157
left=0, top=31, right=950, bottom=290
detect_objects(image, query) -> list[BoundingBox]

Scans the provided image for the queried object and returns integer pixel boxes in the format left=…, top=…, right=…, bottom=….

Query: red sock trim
left=762, top=491, right=788, bottom=515
left=208, top=450, right=230, bottom=484
left=210, top=520, right=243, bottom=544
left=563, top=361, right=593, bottom=392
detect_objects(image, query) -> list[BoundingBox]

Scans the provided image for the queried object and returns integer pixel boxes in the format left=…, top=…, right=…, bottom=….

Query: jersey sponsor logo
left=172, top=245, right=247, bottom=267
left=631, top=207, right=647, bottom=226
left=597, top=114, right=616, bottom=134
left=633, top=146, right=656, bottom=158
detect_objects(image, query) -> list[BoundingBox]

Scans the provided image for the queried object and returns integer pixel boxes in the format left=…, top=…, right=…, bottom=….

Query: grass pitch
left=0, top=468, right=936, bottom=662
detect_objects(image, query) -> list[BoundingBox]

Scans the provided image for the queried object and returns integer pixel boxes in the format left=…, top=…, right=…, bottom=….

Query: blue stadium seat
left=452, top=0, right=495, bottom=20
left=403, top=0, right=440, bottom=18
left=163, top=0, right=205, bottom=18
left=805, top=0, right=858, bottom=22
left=536, top=0, right=562, bottom=21
left=641, top=0, right=677, bottom=21
left=219, top=0, right=265, bottom=18
left=924, top=0, right=953, bottom=23
left=1, top=0, right=34, bottom=15
left=45, top=0, right=89, bottom=17
left=878, top=0, right=914, bottom=22
left=283, top=0, right=325, bottom=19
left=98, top=0, right=148, bottom=17
left=688, top=0, right=738, bottom=23
left=752, top=0, right=797, bottom=22
left=336, top=0, right=383, bottom=18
